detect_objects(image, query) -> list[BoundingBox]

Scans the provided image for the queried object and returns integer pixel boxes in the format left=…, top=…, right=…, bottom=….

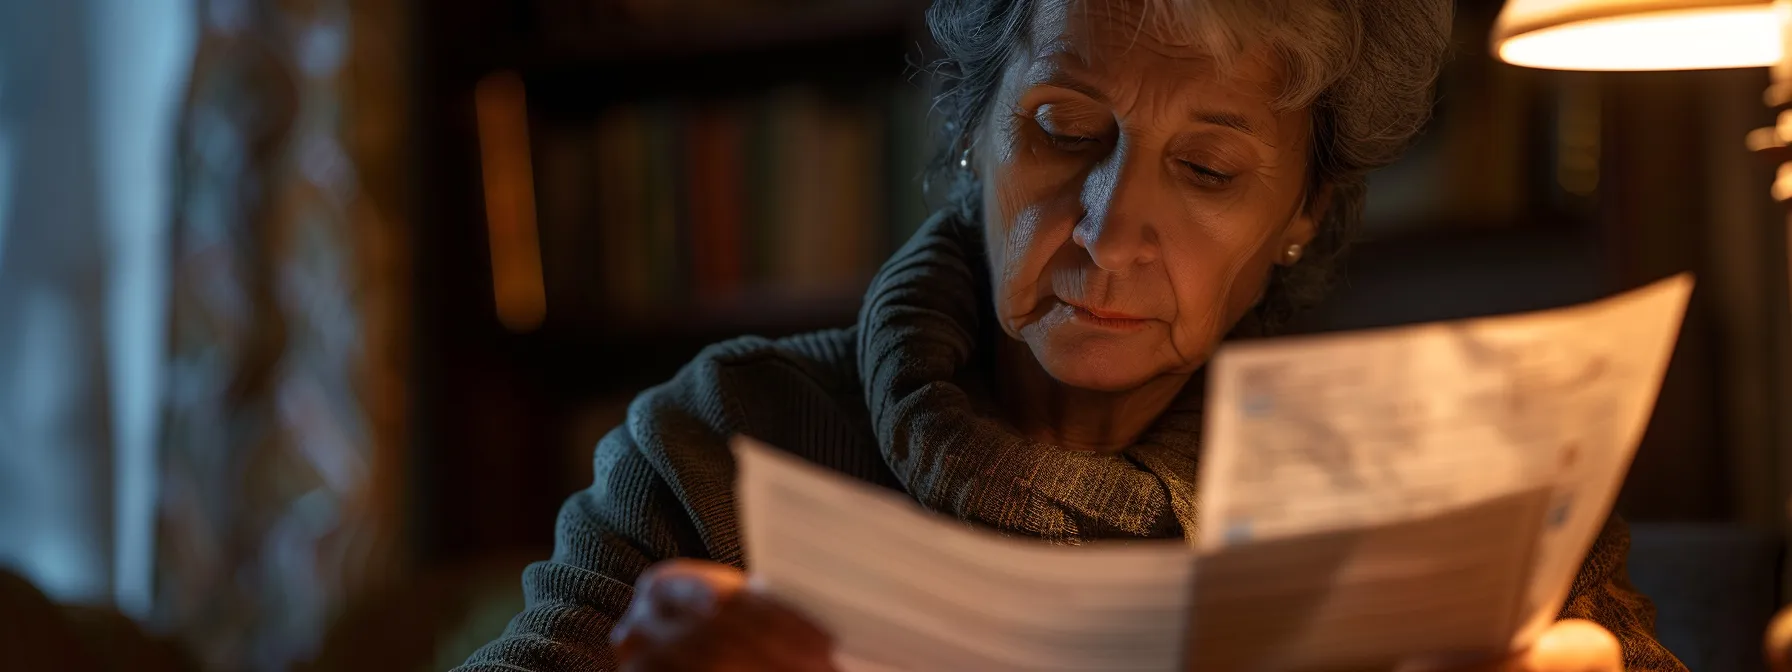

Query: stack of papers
left=735, top=275, right=1693, bottom=672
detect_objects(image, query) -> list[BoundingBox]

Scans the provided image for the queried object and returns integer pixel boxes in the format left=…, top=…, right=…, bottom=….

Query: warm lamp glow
left=1494, top=1, right=1782, bottom=71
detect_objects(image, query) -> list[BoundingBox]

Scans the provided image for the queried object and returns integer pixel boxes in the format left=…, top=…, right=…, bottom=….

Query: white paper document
left=734, top=275, right=1693, bottom=672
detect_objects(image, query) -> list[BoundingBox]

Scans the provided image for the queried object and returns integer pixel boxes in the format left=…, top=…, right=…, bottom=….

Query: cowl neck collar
left=855, top=211, right=1205, bottom=542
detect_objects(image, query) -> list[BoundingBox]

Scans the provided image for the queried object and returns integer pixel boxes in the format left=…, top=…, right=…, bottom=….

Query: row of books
left=530, top=0, right=859, bottom=41
left=531, top=84, right=934, bottom=323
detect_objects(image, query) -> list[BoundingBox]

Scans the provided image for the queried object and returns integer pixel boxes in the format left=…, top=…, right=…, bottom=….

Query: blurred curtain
left=0, top=0, right=192, bottom=615
left=154, top=0, right=410, bottom=669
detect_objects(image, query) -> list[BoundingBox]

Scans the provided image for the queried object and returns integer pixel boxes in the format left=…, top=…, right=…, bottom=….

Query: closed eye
left=1181, top=161, right=1235, bottom=187
left=1045, top=132, right=1100, bottom=150
left=1027, top=102, right=1108, bottom=153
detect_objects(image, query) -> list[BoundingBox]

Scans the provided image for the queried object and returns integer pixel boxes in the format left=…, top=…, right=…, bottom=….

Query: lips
left=1060, top=298, right=1148, bottom=321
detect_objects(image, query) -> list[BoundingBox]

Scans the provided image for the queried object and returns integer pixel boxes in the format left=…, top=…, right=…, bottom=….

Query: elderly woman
left=461, top=0, right=1684, bottom=670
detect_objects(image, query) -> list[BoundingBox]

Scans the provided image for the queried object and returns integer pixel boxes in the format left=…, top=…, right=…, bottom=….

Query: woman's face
left=979, top=0, right=1320, bottom=392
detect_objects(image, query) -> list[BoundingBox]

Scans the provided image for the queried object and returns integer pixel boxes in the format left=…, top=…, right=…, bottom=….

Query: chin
left=1028, top=336, right=1162, bottom=392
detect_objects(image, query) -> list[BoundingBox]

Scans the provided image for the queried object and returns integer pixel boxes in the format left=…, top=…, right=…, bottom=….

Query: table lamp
left=1491, top=0, right=1792, bottom=668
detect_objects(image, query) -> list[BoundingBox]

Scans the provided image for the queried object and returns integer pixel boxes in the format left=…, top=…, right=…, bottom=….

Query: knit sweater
left=459, top=212, right=1686, bottom=671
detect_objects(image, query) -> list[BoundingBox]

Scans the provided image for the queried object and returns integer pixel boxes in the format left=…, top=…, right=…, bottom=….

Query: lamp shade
left=1493, top=0, right=1782, bottom=70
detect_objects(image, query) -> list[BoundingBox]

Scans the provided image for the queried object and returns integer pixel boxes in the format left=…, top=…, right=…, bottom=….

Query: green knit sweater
left=459, top=213, right=1685, bottom=671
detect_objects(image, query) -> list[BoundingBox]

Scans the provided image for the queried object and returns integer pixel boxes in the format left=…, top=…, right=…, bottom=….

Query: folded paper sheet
left=735, top=274, right=1693, bottom=672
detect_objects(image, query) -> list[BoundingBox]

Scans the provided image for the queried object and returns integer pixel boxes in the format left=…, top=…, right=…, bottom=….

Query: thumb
left=636, top=559, right=747, bottom=616
left=1764, top=606, right=1792, bottom=672
left=1519, top=619, right=1622, bottom=672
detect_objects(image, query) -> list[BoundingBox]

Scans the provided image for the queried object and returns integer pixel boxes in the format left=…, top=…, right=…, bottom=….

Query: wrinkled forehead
left=1025, top=0, right=1247, bottom=61
left=1022, top=0, right=1301, bottom=108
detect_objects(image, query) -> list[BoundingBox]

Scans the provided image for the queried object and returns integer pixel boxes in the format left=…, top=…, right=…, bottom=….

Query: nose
left=1072, top=140, right=1161, bottom=271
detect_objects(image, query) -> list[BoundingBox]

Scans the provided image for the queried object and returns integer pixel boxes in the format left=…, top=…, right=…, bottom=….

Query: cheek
left=1161, top=214, right=1282, bottom=352
left=1218, top=246, right=1278, bottom=320
left=982, top=148, right=1081, bottom=327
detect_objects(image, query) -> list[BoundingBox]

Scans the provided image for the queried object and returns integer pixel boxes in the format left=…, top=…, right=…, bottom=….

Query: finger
left=612, top=596, right=743, bottom=672
left=611, top=594, right=683, bottom=664
left=619, top=560, right=835, bottom=671
left=1767, top=607, right=1792, bottom=672
left=716, top=591, right=836, bottom=671
left=617, top=634, right=729, bottom=672
left=616, top=597, right=834, bottom=672
left=614, top=561, right=745, bottom=659
left=1392, top=648, right=1525, bottom=672
left=638, top=559, right=748, bottom=618
left=638, top=561, right=828, bottom=650
left=1519, top=619, right=1622, bottom=672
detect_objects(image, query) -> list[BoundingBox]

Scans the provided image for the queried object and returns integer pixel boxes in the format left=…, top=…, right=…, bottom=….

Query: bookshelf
left=514, top=1, right=927, bottom=68
left=412, top=0, right=933, bottom=566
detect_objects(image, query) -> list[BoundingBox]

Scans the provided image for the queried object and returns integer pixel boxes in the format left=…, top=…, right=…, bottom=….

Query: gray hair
left=924, top=0, right=1453, bottom=330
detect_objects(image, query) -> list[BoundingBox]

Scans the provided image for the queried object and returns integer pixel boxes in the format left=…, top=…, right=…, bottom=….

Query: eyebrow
left=1039, top=71, right=1109, bottom=105
left=1037, top=63, right=1272, bottom=143
left=1192, top=111, right=1264, bottom=140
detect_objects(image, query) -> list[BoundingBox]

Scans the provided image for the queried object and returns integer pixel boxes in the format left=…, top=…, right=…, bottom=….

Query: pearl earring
left=1283, top=243, right=1303, bottom=264
left=958, top=148, right=972, bottom=170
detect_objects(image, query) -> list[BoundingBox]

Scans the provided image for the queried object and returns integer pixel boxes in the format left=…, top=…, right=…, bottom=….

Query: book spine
left=712, top=104, right=747, bottom=297
left=584, top=82, right=933, bottom=317
left=745, top=95, right=780, bottom=291
left=670, top=104, right=694, bottom=307
left=842, top=98, right=877, bottom=285
left=784, top=89, right=827, bottom=294
left=535, top=125, right=594, bottom=321
left=643, top=101, right=684, bottom=308
left=686, top=106, right=720, bottom=300
left=595, top=104, right=649, bottom=316
left=685, top=104, right=749, bottom=302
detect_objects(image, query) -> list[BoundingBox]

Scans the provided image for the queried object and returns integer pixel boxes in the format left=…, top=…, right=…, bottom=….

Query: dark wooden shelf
left=600, top=288, right=863, bottom=337
left=411, top=0, right=919, bottom=567
left=507, top=6, right=927, bottom=117
left=440, top=0, right=929, bottom=81
left=512, top=1, right=927, bottom=69
left=504, top=289, right=864, bottom=398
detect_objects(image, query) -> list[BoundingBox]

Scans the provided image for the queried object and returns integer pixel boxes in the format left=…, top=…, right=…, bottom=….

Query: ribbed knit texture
left=458, top=212, right=1685, bottom=671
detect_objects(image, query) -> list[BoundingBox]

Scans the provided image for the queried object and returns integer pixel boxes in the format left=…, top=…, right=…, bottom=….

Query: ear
left=1277, top=183, right=1330, bottom=267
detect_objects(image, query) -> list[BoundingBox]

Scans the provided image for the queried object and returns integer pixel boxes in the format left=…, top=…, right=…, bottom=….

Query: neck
left=991, top=337, right=1190, bottom=453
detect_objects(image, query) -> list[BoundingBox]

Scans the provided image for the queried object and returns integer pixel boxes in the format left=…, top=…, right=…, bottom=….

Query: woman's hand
left=1509, top=619, right=1624, bottom=672
left=1428, top=619, right=1623, bottom=672
left=610, top=559, right=837, bottom=672
left=608, top=563, right=1619, bottom=672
